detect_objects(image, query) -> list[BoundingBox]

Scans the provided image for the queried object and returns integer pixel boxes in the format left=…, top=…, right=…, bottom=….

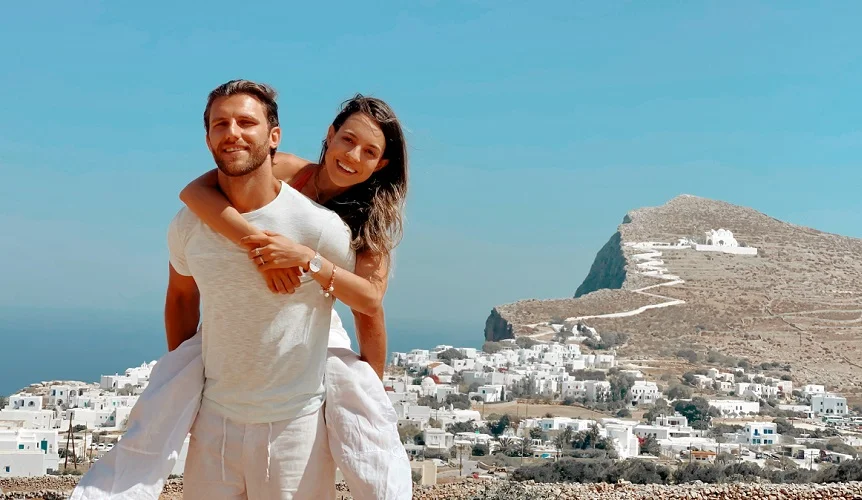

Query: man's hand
left=262, top=268, right=302, bottom=294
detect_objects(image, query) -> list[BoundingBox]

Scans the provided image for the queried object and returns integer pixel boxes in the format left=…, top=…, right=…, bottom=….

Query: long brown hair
left=320, top=95, right=408, bottom=257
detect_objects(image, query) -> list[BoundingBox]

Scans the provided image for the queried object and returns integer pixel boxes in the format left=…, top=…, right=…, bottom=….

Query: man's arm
left=165, top=263, right=200, bottom=351
left=353, top=308, right=387, bottom=379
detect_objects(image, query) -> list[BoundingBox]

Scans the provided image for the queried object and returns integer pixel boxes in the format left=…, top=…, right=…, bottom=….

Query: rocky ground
left=5, top=476, right=862, bottom=499
left=0, top=476, right=350, bottom=499
left=415, top=479, right=862, bottom=499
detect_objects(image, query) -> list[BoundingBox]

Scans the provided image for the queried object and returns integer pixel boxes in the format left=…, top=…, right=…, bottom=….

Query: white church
left=694, top=229, right=758, bottom=255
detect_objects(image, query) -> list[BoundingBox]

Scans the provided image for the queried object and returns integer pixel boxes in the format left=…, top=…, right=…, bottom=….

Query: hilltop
left=485, top=195, right=862, bottom=394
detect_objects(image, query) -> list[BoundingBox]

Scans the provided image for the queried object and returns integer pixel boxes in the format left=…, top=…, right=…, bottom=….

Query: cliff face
left=484, top=307, right=514, bottom=342
left=574, top=231, right=626, bottom=298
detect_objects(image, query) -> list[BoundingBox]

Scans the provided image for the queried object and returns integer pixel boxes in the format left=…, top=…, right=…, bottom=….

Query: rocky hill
left=485, top=195, right=862, bottom=393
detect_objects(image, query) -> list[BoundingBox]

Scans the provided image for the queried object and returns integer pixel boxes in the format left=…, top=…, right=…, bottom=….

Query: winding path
left=528, top=247, right=688, bottom=337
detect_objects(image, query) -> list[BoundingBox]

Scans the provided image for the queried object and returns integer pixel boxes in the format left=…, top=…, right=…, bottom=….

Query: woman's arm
left=246, top=234, right=389, bottom=316
left=350, top=251, right=390, bottom=377
left=179, top=169, right=301, bottom=293
left=179, top=169, right=260, bottom=244
left=353, top=308, right=388, bottom=379
left=178, top=153, right=311, bottom=243
left=272, top=152, right=314, bottom=180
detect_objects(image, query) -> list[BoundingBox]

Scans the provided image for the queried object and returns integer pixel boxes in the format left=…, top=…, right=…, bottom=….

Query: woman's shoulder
left=272, top=152, right=316, bottom=182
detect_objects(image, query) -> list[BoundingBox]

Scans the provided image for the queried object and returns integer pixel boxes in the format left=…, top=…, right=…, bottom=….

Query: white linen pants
left=182, top=405, right=335, bottom=500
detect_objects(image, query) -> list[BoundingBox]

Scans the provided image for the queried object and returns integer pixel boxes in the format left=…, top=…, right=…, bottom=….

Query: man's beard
left=212, top=141, right=271, bottom=178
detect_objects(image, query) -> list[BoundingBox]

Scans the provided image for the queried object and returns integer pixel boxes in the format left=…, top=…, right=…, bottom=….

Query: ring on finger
left=258, top=256, right=265, bottom=265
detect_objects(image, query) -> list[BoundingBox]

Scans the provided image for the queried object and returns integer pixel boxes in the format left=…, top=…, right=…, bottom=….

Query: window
left=4, top=466, right=8, bottom=472
left=18, top=444, right=24, bottom=450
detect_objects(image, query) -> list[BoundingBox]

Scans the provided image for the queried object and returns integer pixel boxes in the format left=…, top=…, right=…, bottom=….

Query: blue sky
left=1, top=1, right=861, bottom=345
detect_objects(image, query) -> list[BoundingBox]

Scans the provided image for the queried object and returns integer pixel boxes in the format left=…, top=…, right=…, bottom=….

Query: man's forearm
left=353, top=309, right=387, bottom=379
left=165, top=296, right=200, bottom=351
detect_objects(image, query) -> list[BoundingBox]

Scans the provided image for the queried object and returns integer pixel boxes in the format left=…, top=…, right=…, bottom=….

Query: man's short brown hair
left=203, top=80, right=279, bottom=132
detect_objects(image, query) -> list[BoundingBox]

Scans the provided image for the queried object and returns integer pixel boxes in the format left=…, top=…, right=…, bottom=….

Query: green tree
left=446, top=420, right=477, bottom=434
left=398, top=423, right=422, bottom=444
left=640, top=435, right=661, bottom=456
left=673, top=397, right=719, bottom=429
left=608, top=374, right=636, bottom=402
left=667, top=384, right=693, bottom=401
left=643, top=399, right=670, bottom=424
left=445, top=394, right=472, bottom=410
left=675, top=349, right=699, bottom=363
left=489, top=414, right=510, bottom=437
left=516, top=337, right=540, bottom=349
left=482, top=341, right=503, bottom=354
left=436, top=348, right=465, bottom=364
left=472, top=443, right=489, bottom=456
left=529, top=427, right=545, bottom=441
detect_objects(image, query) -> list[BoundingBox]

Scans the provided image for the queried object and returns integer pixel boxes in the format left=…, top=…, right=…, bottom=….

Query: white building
left=423, top=428, right=454, bottom=450
left=694, top=229, right=758, bottom=255
left=520, top=417, right=593, bottom=435
left=585, top=381, right=611, bottom=402
left=634, top=425, right=672, bottom=441
left=0, top=395, right=54, bottom=430
left=810, top=393, right=848, bottom=417
left=630, top=381, right=661, bottom=406
left=708, top=399, right=760, bottom=418
left=419, top=377, right=437, bottom=398
left=435, top=385, right=458, bottom=403
left=456, top=347, right=478, bottom=359
left=802, top=385, right=826, bottom=398
left=561, top=380, right=586, bottom=400
left=472, top=385, right=504, bottom=403
left=0, top=428, right=60, bottom=476
left=735, top=383, right=778, bottom=400
left=705, top=229, right=738, bottom=247
left=427, top=363, right=455, bottom=383
left=47, top=386, right=73, bottom=408
left=600, top=419, right=640, bottom=459
left=740, top=422, right=779, bottom=446
left=692, top=375, right=713, bottom=390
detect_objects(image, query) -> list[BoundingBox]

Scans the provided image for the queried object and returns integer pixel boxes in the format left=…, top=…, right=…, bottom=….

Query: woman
left=72, top=95, right=412, bottom=500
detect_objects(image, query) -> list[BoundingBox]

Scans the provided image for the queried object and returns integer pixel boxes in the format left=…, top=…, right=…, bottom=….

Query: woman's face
left=323, top=113, right=389, bottom=188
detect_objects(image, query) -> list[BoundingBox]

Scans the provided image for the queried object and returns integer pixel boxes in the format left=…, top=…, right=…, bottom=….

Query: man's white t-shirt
left=168, top=181, right=354, bottom=424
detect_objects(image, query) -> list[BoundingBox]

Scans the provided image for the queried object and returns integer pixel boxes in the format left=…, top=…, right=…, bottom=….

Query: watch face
left=310, top=254, right=323, bottom=273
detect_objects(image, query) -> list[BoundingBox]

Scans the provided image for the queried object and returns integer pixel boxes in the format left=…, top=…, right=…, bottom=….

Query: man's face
left=205, top=94, right=280, bottom=177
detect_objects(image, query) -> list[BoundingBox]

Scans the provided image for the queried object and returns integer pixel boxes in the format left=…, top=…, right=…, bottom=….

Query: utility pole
left=63, top=411, right=73, bottom=470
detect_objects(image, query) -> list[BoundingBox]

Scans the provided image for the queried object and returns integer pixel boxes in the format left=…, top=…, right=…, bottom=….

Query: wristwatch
left=308, top=252, right=323, bottom=274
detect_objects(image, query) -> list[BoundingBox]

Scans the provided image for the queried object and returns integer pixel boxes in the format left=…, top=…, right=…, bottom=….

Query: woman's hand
left=240, top=231, right=315, bottom=272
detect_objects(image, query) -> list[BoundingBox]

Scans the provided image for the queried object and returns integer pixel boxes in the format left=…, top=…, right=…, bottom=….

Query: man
left=166, top=80, right=352, bottom=498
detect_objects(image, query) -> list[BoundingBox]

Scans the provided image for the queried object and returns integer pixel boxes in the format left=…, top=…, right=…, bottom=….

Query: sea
left=0, top=307, right=483, bottom=396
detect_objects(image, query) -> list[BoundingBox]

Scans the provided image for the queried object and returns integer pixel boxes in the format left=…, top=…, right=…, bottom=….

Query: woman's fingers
left=240, top=234, right=270, bottom=247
